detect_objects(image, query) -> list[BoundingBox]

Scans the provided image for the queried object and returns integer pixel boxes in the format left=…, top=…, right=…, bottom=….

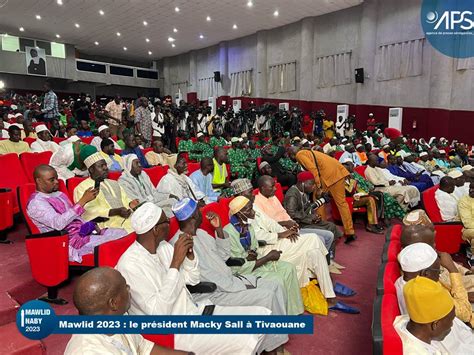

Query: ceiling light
left=247, top=1, right=253, bottom=7
left=19, top=27, right=24, bottom=32
left=0, top=81, right=4, bottom=90
left=148, top=51, right=152, bottom=55
left=173, top=27, right=178, bottom=33
left=94, top=41, right=99, bottom=45
left=56, top=0, right=63, bottom=5
left=273, top=10, right=279, bottom=17
left=168, top=37, right=175, bottom=42
left=56, top=34, right=61, bottom=38
left=199, top=34, right=204, bottom=39
left=174, top=6, right=180, bottom=12
left=143, top=20, right=148, bottom=26
left=123, top=46, right=127, bottom=51
left=232, top=24, right=238, bottom=29
left=35, top=15, right=41, bottom=20
left=75, top=23, right=80, bottom=28
left=171, top=43, right=176, bottom=48
left=116, top=32, right=121, bottom=36
left=99, top=10, right=104, bottom=15
left=206, top=15, right=211, bottom=21
left=145, top=38, right=150, bottom=43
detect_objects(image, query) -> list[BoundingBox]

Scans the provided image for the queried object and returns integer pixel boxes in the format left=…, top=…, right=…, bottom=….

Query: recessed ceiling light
left=19, top=27, right=24, bottom=32
left=232, top=24, right=238, bottom=29
left=99, top=10, right=104, bottom=15
left=171, top=43, right=176, bottom=48
left=116, top=32, right=121, bottom=36
left=145, top=38, right=150, bottom=43
left=247, top=1, right=253, bottom=7
left=174, top=6, right=180, bottom=12
left=35, top=15, right=42, bottom=20
left=273, top=10, right=279, bottom=17
left=56, top=34, right=61, bottom=38
left=168, top=37, right=175, bottom=42
left=94, top=41, right=99, bottom=45
left=199, top=34, right=204, bottom=39
left=75, top=23, right=80, bottom=28
left=148, top=51, right=152, bottom=55
left=123, top=46, right=127, bottom=51
left=206, top=15, right=211, bottom=21
left=173, top=27, right=178, bottom=33
left=57, top=0, right=63, bottom=5
left=143, top=20, right=148, bottom=26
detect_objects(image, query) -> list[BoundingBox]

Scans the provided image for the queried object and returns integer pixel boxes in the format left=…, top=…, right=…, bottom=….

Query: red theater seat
left=23, top=137, right=36, bottom=147
left=66, top=177, right=87, bottom=202
left=168, top=217, right=179, bottom=240
left=386, top=240, right=401, bottom=262
left=20, top=151, right=53, bottom=183
left=381, top=294, right=403, bottom=355
left=108, top=171, right=122, bottom=181
left=144, top=166, right=168, bottom=186
left=383, top=262, right=400, bottom=295
left=0, top=153, right=29, bottom=214
left=330, top=197, right=367, bottom=223
left=52, top=137, right=66, bottom=144
left=423, top=186, right=464, bottom=253
left=187, top=162, right=200, bottom=176
left=80, top=137, right=94, bottom=145
left=354, top=165, right=367, bottom=178
left=199, top=203, right=221, bottom=236
left=388, top=224, right=402, bottom=242
left=96, top=233, right=137, bottom=267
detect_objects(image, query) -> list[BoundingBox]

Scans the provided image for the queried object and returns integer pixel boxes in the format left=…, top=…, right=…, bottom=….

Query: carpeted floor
left=1, top=218, right=387, bottom=354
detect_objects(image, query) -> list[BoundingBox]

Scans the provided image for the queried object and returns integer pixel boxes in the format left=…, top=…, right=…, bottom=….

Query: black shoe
left=344, top=235, right=357, bottom=244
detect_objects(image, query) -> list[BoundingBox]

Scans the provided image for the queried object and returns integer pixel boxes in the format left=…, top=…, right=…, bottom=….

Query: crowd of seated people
left=2, top=83, right=474, bottom=353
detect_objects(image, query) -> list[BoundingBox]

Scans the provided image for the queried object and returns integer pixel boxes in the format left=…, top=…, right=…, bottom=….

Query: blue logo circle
left=421, top=0, right=474, bottom=58
left=16, top=300, right=57, bottom=340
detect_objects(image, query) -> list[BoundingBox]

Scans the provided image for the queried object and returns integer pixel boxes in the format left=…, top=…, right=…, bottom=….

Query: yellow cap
left=229, top=196, right=249, bottom=215
left=403, top=276, right=454, bottom=324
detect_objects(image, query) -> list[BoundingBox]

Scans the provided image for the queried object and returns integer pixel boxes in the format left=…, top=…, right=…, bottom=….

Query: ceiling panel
left=0, top=0, right=363, bottom=63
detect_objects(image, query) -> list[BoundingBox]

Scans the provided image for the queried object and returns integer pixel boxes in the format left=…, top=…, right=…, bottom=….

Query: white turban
left=35, top=124, right=50, bottom=134
left=98, top=125, right=109, bottom=133
left=131, top=202, right=162, bottom=234
left=398, top=243, right=437, bottom=272
left=123, top=154, right=139, bottom=173
left=448, top=170, right=463, bottom=179
left=462, top=165, right=473, bottom=172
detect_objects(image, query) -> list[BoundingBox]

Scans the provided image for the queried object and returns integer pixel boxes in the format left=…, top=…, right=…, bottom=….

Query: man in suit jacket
left=289, top=147, right=356, bottom=243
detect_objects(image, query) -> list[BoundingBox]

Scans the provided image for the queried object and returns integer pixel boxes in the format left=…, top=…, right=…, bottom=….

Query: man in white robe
left=365, top=154, right=420, bottom=208
left=116, top=202, right=283, bottom=355
left=393, top=276, right=474, bottom=355
left=65, top=267, right=188, bottom=355
left=156, top=155, right=209, bottom=216
left=435, top=176, right=460, bottom=222
left=90, top=125, right=121, bottom=151
left=30, top=124, right=60, bottom=153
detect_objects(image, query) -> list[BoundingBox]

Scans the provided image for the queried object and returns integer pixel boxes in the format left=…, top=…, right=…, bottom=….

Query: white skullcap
left=14, top=112, right=23, bottom=117
left=7, top=114, right=15, bottom=119
left=292, top=136, right=301, bottom=142
left=197, top=132, right=204, bottom=138
left=83, top=152, right=104, bottom=169
left=241, top=133, right=247, bottom=138
left=98, top=125, right=109, bottom=133
left=35, top=124, right=50, bottom=134
left=369, top=113, right=374, bottom=117
left=10, top=104, right=17, bottom=110
left=238, top=138, right=243, bottom=142
left=398, top=243, right=437, bottom=272
left=356, top=144, right=363, bottom=149
left=131, top=202, right=162, bottom=234
left=383, top=144, right=390, bottom=149
left=301, top=139, right=308, bottom=145
left=419, top=152, right=428, bottom=157
left=461, top=165, right=473, bottom=172
left=341, top=157, right=353, bottom=164
left=341, top=138, right=348, bottom=143
left=448, top=170, right=463, bottom=179
left=439, top=149, right=446, bottom=154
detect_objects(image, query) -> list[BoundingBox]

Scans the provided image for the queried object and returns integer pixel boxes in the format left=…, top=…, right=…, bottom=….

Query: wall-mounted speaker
left=355, top=68, right=364, bottom=83
left=214, top=71, right=221, bottom=82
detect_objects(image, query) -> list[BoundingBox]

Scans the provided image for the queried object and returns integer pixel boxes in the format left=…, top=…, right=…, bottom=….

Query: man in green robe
left=223, top=196, right=304, bottom=315
left=189, top=132, right=213, bottom=161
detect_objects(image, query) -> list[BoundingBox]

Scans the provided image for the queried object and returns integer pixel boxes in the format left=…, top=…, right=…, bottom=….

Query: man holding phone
left=73, top=148, right=139, bottom=233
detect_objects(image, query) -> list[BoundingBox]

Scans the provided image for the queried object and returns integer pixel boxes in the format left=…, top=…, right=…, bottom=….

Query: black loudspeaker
left=214, top=71, right=221, bottom=82
left=355, top=68, right=364, bottom=83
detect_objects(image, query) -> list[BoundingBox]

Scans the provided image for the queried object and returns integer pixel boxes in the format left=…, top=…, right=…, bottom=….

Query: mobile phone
left=202, top=305, right=215, bottom=316
left=94, top=180, right=101, bottom=190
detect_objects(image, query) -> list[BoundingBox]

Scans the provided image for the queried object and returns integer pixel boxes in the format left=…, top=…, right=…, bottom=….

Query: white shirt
left=453, top=182, right=469, bottom=200
left=116, top=241, right=201, bottom=316
left=65, top=333, right=154, bottom=355
left=30, top=139, right=60, bottom=153
left=395, top=276, right=408, bottom=315
left=435, top=189, right=459, bottom=222
left=394, top=315, right=474, bottom=355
